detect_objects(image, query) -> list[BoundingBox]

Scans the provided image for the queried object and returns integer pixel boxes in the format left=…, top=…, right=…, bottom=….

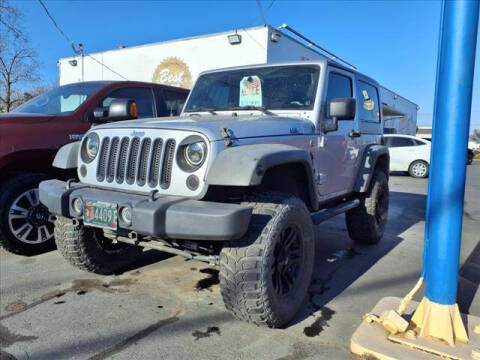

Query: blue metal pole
left=425, top=0, right=479, bottom=305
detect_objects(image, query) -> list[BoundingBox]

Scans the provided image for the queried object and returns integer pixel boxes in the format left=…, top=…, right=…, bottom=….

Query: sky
left=13, top=0, right=480, bottom=131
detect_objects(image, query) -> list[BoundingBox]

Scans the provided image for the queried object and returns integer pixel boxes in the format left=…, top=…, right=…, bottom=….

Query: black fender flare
left=354, top=144, right=390, bottom=193
left=206, top=144, right=319, bottom=210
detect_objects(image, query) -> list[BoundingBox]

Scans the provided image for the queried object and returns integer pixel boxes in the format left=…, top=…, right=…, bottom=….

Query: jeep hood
left=93, top=115, right=316, bottom=141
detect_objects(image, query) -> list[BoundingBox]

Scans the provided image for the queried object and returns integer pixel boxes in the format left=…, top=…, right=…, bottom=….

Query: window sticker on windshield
left=239, top=76, right=262, bottom=107
left=362, top=89, right=374, bottom=111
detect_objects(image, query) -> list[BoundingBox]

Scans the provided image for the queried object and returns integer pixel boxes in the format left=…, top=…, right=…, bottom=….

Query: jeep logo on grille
left=130, top=130, right=145, bottom=137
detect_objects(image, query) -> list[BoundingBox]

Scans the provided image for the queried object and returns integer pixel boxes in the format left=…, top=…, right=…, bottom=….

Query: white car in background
left=383, top=134, right=431, bottom=178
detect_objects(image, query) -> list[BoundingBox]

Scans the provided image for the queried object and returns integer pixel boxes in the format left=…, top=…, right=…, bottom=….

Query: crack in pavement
left=87, top=310, right=182, bottom=360
left=0, top=323, right=37, bottom=349
left=1, top=278, right=136, bottom=321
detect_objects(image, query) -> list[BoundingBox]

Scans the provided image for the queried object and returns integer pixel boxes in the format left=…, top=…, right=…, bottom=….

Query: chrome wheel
left=8, top=188, right=54, bottom=244
left=410, top=162, right=428, bottom=178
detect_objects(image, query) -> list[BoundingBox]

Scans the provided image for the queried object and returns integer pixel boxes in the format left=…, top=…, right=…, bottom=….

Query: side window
left=154, top=89, right=167, bottom=116
left=413, top=139, right=427, bottom=146
left=163, top=90, right=188, bottom=116
left=325, top=72, right=352, bottom=118
left=390, top=137, right=415, bottom=147
left=356, top=80, right=380, bottom=123
left=102, top=87, right=154, bottom=119
left=383, top=137, right=393, bottom=147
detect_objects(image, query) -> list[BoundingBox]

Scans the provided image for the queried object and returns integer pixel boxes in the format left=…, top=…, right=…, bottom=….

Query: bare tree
left=0, top=0, right=24, bottom=41
left=0, top=0, right=41, bottom=112
left=22, top=84, right=52, bottom=102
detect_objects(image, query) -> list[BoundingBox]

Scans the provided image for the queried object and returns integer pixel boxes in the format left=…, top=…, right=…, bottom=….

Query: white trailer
left=58, top=24, right=417, bottom=134
left=58, top=25, right=330, bottom=88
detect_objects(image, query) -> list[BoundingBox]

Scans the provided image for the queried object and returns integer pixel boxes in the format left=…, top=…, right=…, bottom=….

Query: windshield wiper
left=230, top=106, right=276, bottom=116
left=184, top=108, right=217, bottom=115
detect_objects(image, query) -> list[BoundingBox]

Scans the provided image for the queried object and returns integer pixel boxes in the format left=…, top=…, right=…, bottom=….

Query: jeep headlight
left=185, top=142, right=207, bottom=167
left=81, top=132, right=99, bottom=163
left=177, top=137, right=207, bottom=172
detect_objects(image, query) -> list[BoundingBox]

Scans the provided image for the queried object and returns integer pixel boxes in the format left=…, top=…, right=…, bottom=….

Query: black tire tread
left=219, top=193, right=314, bottom=328
left=54, top=216, right=140, bottom=275
left=346, top=170, right=389, bottom=245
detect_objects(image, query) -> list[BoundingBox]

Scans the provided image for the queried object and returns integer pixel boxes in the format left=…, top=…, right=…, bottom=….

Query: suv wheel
left=54, top=216, right=142, bottom=275
left=219, top=193, right=315, bottom=328
left=0, top=174, right=55, bottom=255
left=408, top=160, right=429, bottom=178
left=467, top=151, right=473, bottom=165
left=346, top=169, right=389, bottom=245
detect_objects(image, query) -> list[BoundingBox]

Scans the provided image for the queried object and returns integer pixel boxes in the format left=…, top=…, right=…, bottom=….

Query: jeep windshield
left=12, top=82, right=104, bottom=115
left=184, top=65, right=320, bottom=113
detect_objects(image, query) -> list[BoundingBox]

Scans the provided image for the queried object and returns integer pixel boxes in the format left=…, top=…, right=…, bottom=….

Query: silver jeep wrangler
left=40, top=61, right=389, bottom=328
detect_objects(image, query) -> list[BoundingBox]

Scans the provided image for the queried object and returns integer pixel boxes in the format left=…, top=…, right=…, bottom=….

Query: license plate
left=84, top=201, right=118, bottom=230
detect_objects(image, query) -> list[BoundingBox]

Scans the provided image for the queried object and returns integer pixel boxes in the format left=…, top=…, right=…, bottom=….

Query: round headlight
left=82, top=132, right=99, bottom=163
left=184, top=141, right=207, bottom=167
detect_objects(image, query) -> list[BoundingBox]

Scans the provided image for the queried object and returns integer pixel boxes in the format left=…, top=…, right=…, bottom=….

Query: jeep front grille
left=96, top=136, right=176, bottom=189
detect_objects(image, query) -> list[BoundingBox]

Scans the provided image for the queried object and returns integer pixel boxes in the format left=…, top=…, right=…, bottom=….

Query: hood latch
left=220, top=127, right=233, bottom=147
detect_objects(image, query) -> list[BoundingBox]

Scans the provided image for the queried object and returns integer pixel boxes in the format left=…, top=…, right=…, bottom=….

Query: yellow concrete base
left=411, top=297, right=469, bottom=346
left=351, top=297, right=480, bottom=360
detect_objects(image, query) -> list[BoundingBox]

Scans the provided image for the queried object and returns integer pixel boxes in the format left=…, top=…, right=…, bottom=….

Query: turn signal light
left=129, top=102, right=138, bottom=118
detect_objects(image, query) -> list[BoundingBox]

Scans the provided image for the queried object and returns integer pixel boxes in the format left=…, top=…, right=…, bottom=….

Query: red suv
left=0, top=81, right=188, bottom=255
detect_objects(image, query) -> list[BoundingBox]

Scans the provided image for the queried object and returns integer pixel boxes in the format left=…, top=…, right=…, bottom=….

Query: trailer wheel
left=219, top=193, right=315, bottom=328
left=54, top=216, right=142, bottom=275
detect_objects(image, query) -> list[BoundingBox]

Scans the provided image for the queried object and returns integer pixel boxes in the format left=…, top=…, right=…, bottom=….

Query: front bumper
left=39, top=180, right=252, bottom=241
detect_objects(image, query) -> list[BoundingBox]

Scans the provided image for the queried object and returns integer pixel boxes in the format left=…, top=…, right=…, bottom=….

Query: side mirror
left=324, top=97, right=356, bottom=133
left=90, top=99, right=138, bottom=123
left=329, top=97, right=356, bottom=120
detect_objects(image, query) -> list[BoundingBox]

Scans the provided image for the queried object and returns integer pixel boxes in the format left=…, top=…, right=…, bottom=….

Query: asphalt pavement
left=1, top=163, right=479, bottom=360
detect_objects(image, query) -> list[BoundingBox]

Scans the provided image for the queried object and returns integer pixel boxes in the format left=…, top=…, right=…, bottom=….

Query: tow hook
left=66, top=178, right=77, bottom=189
left=128, top=231, right=139, bottom=245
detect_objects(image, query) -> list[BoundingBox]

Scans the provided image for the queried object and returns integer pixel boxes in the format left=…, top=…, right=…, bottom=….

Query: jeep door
left=353, top=78, right=383, bottom=182
left=317, top=67, right=358, bottom=197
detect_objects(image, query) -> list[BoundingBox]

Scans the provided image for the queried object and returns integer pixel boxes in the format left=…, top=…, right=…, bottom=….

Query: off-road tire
left=408, top=160, right=429, bottom=178
left=467, top=152, right=473, bottom=165
left=0, top=173, right=55, bottom=255
left=54, top=216, right=142, bottom=275
left=219, top=193, right=315, bottom=328
left=346, top=170, right=389, bottom=245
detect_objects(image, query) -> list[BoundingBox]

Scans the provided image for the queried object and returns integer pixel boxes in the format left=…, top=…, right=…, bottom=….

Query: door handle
left=348, top=130, right=361, bottom=138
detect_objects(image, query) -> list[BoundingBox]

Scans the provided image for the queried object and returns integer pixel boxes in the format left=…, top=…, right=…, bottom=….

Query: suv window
left=164, top=90, right=187, bottom=116
left=102, top=87, right=154, bottom=118
left=325, top=72, right=352, bottom=117
left=385, top=137, right=415, bottom=147
left=357, top=80, right=380, bottom=123
left=413, top=139, right=427, bottom=146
